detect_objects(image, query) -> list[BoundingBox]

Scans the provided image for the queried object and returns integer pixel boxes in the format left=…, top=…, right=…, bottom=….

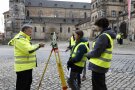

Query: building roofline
left=3, top=11, right=9, bottom=15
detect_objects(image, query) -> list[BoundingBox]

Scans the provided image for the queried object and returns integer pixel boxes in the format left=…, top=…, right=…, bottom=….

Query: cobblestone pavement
left=0, top=40, right=135, bottom=90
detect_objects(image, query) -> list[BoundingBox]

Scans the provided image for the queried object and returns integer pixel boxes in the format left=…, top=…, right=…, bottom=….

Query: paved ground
left=0, top=39, right=135, bottom=90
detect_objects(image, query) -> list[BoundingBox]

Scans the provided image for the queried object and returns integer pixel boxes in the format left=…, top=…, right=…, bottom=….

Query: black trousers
left=92, top=71, right=107, bottom=90
left=16, top=69, right=32, bottom=90
left=119, top=38, right=123, bottom=45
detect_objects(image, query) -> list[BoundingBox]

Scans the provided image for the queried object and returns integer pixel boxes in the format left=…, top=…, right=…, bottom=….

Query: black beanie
left=75, top=30, right=84, bottom=38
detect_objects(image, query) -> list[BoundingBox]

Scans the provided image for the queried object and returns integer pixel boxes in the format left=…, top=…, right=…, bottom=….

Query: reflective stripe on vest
left=15, top=55, right=35, bottom=59
left=15, top=60, right=36, bottom=64
left=89, top=33, right=113, bottom=68
left=15, top=55, right=36, bottom=64
left=72, top=42, right=90, bottom=67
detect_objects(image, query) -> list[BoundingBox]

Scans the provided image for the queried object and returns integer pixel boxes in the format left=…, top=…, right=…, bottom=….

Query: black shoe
left=78, top=84, right=81, bottom=88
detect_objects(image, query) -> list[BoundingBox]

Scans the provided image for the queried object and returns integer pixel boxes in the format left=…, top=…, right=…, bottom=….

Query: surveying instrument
left=37, top=32, right=68, bottom=90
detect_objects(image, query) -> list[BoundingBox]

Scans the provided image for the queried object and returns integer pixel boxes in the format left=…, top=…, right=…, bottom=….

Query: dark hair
left=75, top=30, right=84, bottom=38
left=76, top=27, right=79, bottom=30
left=94, top=18, right=109, bottom=28
left=21, top=24, right=33, bottom=32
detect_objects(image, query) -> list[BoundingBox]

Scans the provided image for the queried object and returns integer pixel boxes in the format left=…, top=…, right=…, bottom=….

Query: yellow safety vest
left=8, top=31, right=39, bottom=72
left=71, top=42, right=90, bottom=67
left=70, top=36, right=76, bottom=47
left=116, top=34, right=121, bottom=39
left=89, top=33, right=113, bottom=68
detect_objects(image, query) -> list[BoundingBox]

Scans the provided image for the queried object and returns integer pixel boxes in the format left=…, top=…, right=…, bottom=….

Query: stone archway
left=119, top=22, right=127, bottom=39
left=46, top=27, right=58, bottom=40
left=49, top=27, right=56, bottom=33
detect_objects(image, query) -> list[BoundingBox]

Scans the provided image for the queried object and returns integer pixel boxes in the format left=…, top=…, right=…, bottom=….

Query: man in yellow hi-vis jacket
left=8, top=24, right=45, bottom=90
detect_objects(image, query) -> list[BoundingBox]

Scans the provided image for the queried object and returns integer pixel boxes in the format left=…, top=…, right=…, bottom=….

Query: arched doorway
left=119, top=21, right=127, bottom=39
left=46, top=27, right=58, bottom=40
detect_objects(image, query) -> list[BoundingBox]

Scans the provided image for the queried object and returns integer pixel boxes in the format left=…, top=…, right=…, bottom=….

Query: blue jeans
left=67, top=71, right=80, bottom=90
left=82, top=62, right=86, bottom=77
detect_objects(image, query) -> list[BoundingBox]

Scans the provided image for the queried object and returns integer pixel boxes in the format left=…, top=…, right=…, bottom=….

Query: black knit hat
left=94, top=18, right=109, bottom=28
left=75, top=30, right=84, bottom=38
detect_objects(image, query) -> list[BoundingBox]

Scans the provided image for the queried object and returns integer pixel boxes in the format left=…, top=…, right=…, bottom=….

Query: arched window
left=7, top=15, right=9, bottom=18
left=95, top=15, right=97, bottom=19
left=95, top=2, right=98, bottom=7
left=14, top=5, right=19, bottom=11
left=54, top=4, right=58, bottom=7
left=39, top=18, right=42, bottom=22
left=38, top=10, right=43, bottom=17
left=39, top=3, right=42, bottom=6
left=84, top=12, right=87, bottom=18
left=60, top=27, right=62, bottom=33
left=34, top=27, right=37, bottom=32
left=68, top=27, right=70, bottom=33
left=69, top=11, right=74, bottom=18
left=83, top=5, right=86, bottom=8
left=28, top=2, right=31, bottom=6
left=72, top=19, right=74, bottom=23
left=27, top=10, right=30, bottom=17
left=70, top=4, right=73, bottom=8
left=111, top=10, right=116, bottom=17
left=43, top=27, right=45, bottom=32
left=63, top=19, right=66, bottom=22
left=54, top=11, right=58, bottom=17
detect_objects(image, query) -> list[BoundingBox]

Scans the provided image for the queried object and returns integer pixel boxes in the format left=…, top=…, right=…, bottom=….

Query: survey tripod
left=37, top=32, right=68, bottom=90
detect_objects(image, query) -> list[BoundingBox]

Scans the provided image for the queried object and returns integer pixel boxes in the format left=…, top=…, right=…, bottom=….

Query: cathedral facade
left=4, top=0, right=91, bottom=40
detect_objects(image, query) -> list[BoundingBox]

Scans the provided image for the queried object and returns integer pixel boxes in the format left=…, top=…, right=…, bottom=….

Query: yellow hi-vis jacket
left=89, top=33, right=113, bottom=69
left=8, top=31, right=40, bottom=72
left=71, top=42, right=90, bottom=67
left=70, top=36, right=76, bottom=47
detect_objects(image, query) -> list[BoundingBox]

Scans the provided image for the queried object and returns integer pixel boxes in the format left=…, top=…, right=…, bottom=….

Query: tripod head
left=51, top=32, right=58, bottom=49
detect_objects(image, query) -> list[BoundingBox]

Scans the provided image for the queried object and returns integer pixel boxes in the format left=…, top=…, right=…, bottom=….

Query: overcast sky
left=0, top=0, right=91, bottom=32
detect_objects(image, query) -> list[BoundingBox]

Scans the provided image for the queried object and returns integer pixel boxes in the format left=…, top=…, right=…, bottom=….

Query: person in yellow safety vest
left=8, top=24, right=45, bottom=90
left=65, top=33, right=76, bottom=52
left=86, top=18, right=116, bottom=90
left=66, top=33, right=88, bottom=81
left=116, top=33, right=121, bottom=44
left=67, top=30, right=90, bottom=90
left=119, top=33, right=123, bottom=45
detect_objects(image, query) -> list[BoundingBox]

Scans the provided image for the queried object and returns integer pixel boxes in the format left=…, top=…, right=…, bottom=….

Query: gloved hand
left=67, top=60, right=74, bottom=67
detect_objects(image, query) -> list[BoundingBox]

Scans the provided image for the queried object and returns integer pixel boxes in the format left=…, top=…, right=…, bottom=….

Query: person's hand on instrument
left=39, top=43, right=45, bottom=48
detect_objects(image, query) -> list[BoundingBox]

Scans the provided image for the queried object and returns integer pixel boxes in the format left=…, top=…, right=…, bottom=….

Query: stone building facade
left=4, top=0, right=91, bottom=40
left=77, top=0, right=135, bottom=40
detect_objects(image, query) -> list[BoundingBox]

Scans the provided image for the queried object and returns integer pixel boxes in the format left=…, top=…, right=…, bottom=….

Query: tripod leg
left=37, top=50, right=53, bottom=90
left=54, top=50, right=68, bottom=90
